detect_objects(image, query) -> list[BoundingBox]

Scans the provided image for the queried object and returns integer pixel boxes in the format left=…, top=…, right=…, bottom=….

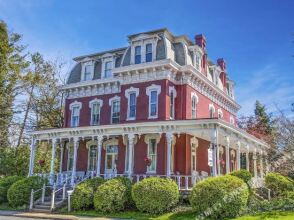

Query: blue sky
left=0, top=0, right=293, bottom=117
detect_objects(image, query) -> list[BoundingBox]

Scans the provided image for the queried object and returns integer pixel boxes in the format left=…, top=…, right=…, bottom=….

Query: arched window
left=218, top=109, right=223, bottom=119
left=209, top=104, right=215, bottom=118
left=169, top=86, right=177, bottom=119
left=191, top=93, right=199, bottom=119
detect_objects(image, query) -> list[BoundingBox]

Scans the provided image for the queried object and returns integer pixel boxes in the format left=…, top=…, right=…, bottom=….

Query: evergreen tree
left=254, top=100, right=273, bottom=135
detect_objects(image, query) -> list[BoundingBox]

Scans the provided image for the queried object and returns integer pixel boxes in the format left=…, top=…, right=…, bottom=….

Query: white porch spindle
left=237, top=141, right=241, bottom=170
left=217, top=144, right=220, bottom=176
left=246, top=145, right=250, bottom=171
left=225, top=137, right=230, bottom=174
left=59, top=143, right=64, bottom=174
left=50, top=139, right=57, bottom=184
left=71, top=137, right=79, bottom=186
left=166, top=132, right=173, bottom=177
left=253, top=147, right=257, bottom=178
left=96, top=135, right=103, bottom=176
left=28, top=139, right=37, bottom=176
left=128, top=134, right=135, bottom=178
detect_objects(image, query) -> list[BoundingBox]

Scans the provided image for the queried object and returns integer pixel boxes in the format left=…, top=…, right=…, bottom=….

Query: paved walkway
left=0, top=211, right=117, bottom=220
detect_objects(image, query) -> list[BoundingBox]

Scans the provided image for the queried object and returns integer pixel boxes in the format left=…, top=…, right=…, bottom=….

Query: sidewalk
left=0, top=210, right=117, bottom=220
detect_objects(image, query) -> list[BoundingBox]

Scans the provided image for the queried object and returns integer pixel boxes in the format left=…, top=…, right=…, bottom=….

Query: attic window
left=84, top=65, right=92, bottom=81
left=135, top=46, right=141, bottom=64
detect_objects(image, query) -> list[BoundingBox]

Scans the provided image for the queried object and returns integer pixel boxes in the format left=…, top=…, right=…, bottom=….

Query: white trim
left=144, top=134, right=160, bottom=174
left=191, top=92, right=199, bottom=119
left=230, top=116, right=235, bottom=125
left=169, top=86, right=177, bottom=119
left=217, top=109, right=223, bottom=119
left=146, top=84, right=161, bottom=119
left=69, top=101, right=82, bottom=127
left=101, top=56, right=114, bottom=79
left=81, top=61, right=95, bottom=82
left=125, top=87, right=139, bottom=121
left=109, top=96, right=121, bottom=124
left=86, top=140, right=97, bottom=171
left=66, top=142, right=74, bottom=171
left=209, top=104, right=216, bottom=118
left=191, top=137, right=199, bottom=172
left=89, top=99, right=103, bottom=125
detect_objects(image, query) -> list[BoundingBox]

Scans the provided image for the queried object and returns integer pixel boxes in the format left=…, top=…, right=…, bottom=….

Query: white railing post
left=41, top=183, right=46, bottom=203
left=51, top=184, right=56, bottom=211
left=185, top=176, right=189, bottom=190
left=136, top=175, right=139, bottom=183
left=62, top=184, right=66, bottom=200
left=29, top=189, right=34, bottom=210
left=177, top=176, right=181, bottom=190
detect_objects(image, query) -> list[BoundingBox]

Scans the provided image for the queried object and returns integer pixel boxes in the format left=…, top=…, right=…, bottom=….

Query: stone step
left=30, top=208, right=51, bottom=213
left=34, top=204, right=51, bottom=209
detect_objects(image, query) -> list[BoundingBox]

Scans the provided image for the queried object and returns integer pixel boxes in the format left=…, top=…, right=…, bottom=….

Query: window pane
left=112, top=101, right=120, bottom=123
left=104, top=61, right=112, bottom=78
left=151, top=91, right=157, bottom=103
left=135, top=46, right=141, bottom=64
left=106, top=155, right=112, bottom=169
left=146, top=44, right=152, bottom=53
left=84, top=65, right=92, bottom=81
left=135, top=46, right=141, bottom=55
left=135, top=55, right=141, bottom=64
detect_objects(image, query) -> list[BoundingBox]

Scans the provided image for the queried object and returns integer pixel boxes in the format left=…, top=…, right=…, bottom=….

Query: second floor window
left=104, top=61, right=112, bottom=78
left=84, top=65, right=92, bottom=81
left=209, top=106, right=215, bottom=118
left=71, top=106, right=80, bottom=127
left=129, top=92, right=136, bottom=119
left=135, top=46, right=141, bottom=64
left=111, top=100, right=120, bottom=124
left=170, top=91, right=175, bottom=119
left=192, top=96, right=197, bottom=119
left=150, top=90, right=158, bottom=117
left=145, top=43, right=152, bottom=62
left=91, top=103, right=100, bottom=125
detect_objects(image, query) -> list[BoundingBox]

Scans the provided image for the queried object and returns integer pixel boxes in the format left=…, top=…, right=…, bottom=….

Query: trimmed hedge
left=7, top=176, right=45, bottom=207
left=189, top=175, right=249, bottom=219
left=0, top=176, right=23, bottom=203
left=265, top=173, right=294, bottom=197
left=94, top=177, right=132, bottom=213
left=230, top=169, right=252, bottom=185
left=132, top=177, right=179, bottom=214
left=71, top=177, right=105, bottom=210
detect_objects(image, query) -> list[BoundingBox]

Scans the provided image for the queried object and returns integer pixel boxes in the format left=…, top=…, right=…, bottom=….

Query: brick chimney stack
left=217, top=58, right=226, bottom=71
left=195, top=34, right=206, bottom=50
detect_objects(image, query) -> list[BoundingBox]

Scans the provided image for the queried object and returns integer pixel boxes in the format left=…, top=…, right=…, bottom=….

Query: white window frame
left=109, top=96, right=121, bottom=124
left=218, top=109, right=223, bottom=119
left=101, top=54, right=114, bottom=79
left=125, top=87, right=139, bottom=121
left=69, top=101, right=82, bottom=127
left=191, top=92, right=199, bottom=119
left=86, top=140, right=98, bottom=171
left=89, top=98, right=103, bottom=125
left=144, top=134, right=160, bottom=174
left=130, top=36, right=157, bottom=64
left=230, top=116, right=235, bottom=125
left=66, top=142, right=74, bottom=171
left=209, top=104, right=215, bottom=119
left=145, top=43, right=153, bottom=62
left=191, top=137, right=199, bottom=172
left=169, top=86, right=177, bottom=120
left=81, top=61, right=94, bottom=81
left=146, top=84, right=161, bottom=119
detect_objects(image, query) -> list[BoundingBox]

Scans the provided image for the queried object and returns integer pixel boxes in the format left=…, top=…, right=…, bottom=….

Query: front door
left=105, top=145, right=118, bottom=178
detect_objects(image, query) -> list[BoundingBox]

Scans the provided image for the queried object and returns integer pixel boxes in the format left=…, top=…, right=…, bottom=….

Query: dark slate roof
left=73, top=47, right=127, bottom=61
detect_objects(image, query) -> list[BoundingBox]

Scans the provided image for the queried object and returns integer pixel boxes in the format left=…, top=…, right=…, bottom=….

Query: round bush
left=265, top=172, right=294, bottom=197
left=7, top=176, right=45, bottom=207
left=132, top=177, right=179, bottom=214
left=189, top=175, right=249, bottom=219
left=94, top=177, right=132, bottom=213
left=0, top=176, right=23, bottom=203
left=230, top=169, right=252, bottom=185
left=71, top=177, right=105, bottom=210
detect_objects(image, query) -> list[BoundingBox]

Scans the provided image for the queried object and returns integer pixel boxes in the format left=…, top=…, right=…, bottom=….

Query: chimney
left=217, top=58, right=226, bottom=71
left=195, top=34, right=206, bottom=50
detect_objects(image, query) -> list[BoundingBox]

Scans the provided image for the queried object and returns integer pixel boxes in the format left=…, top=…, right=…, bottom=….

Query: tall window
left=191, top=96, right=197, bottom=119
left=209, top=105, right=215, bottom=118
left=129, top=92, right=136, bottom=119
left=84, top=65, right=92, bottom=81
left=195, top=54, right=200, bottom=70
left=125, top=139, right=129, bottom=173
left=170, top=91, right=175, bottom=119
left=145, top=43, right=152, bottom=62
left=91, top=103, right=100, bottom=125
left=71, top=106, right=80, bottom=127
left=104, top=61, right=112, bottom=78
left=218, top=109, right=223, bottom=119
left=135, top=46, right=141, bottom=64
left=88, top=145, right=97, bottom=171
left=67, top=145, right=74, bottom=171
left=147, top=139, right=157, bottom=172
left=191, top=143, right=197, bottom=171
left=150, top=91, right=158, bottom=117
left=111, top=100, right=120, bottom=124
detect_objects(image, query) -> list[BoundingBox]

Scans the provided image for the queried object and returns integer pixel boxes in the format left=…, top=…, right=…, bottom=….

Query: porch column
left=210, top=126, right=218, bottom=176
left=236, top=141, right=241, bottom=170
left=59, top=142, right=64, bottom=174
left=28, top=138, right=37, bottom=176
left=260, top=150, right=264, bottom=178
left=246, top=145, right=250, bottom=171
left=71, top=137, right=79, bottom=186
left=166, top=132, right=173, bottom=177
left=50, top=138, right=57, bottom=184
left=217, top=144, right=221, bottom=175
left=127, top=134, right=135, bottom=178
left=253, top=147, right=257, bottom=178
left=225, top=137, right=230, bottom=174
left=96, top=135, right=103, bottom=176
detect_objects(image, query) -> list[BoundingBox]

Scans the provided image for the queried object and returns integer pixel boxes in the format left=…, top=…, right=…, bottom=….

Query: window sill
left=148, top=115, right=158, bottom=119
left=126, top=117, right=136, bottom=121
left=146, top=171, right=156, bottom=175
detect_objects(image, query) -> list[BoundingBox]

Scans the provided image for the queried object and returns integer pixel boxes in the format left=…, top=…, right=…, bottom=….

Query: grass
left=0, top=203, right=26, bottom=211
left=236, top=211, right=294, bottom=220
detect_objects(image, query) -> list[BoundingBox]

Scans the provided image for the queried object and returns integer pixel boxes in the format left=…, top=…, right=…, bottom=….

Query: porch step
left=30, top=208, right=51, bottom=213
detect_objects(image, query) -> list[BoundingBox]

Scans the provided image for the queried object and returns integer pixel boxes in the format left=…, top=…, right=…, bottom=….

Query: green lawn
left=0, top=203, right=26, bottom=211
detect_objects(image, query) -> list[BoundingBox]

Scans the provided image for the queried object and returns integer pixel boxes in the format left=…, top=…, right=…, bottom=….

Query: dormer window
left=146, top=43, right=152, bottom=62
left=135, top=46, right=141, bottom=64
left=84, top=65, right=92, bottom=81
left=195, top=53, right=201, bottom=71
left=104, top=61, right=112, bottom=78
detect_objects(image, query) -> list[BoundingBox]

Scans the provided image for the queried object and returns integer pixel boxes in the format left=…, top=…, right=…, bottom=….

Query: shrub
left=94, top=176, right=132, bottom=212
left=189, top=175, right=249, bottom=219
left=71, top=177, right=105, bottom=210
left=7, top=176, right=46, bottom=207
left=230, top=169, right=252, bottom=185
left=265, top=173, right=294, bottom=197
left=0, top=176, right=23, bottom=203
left=132, top=177, right=179, bottom=214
